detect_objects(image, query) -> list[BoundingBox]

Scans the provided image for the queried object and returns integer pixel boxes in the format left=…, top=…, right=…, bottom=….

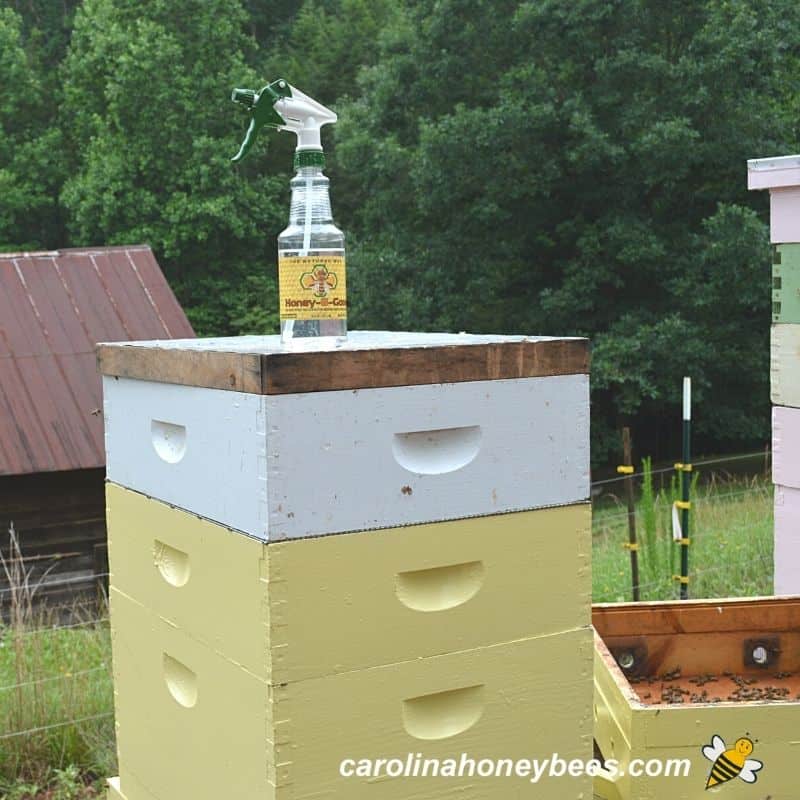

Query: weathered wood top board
left=97, top=331, right=589, bottom=394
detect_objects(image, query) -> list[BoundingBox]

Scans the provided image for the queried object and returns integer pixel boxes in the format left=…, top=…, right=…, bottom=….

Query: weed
left=0, top=526, right=115, bottom=788
left=593, top=473, right=773, bottom=602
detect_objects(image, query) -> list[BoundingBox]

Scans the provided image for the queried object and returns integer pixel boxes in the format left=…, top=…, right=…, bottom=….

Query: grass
left=0, top=473, right=776, bottom=796
left=0, top=527, right=115, bottom=798
left=593, top=471, right=773, bottom=602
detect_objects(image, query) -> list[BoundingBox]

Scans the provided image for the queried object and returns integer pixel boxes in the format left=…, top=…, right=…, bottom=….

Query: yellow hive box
left=110, top=588, right=592, bottom=800
left=107, top=483, right=590, bottom=683
left=593, top=598, right=800, bottom=800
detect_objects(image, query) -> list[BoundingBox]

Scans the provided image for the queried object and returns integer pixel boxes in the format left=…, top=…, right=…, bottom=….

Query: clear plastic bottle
left=278, top=163, right=346, bottom=345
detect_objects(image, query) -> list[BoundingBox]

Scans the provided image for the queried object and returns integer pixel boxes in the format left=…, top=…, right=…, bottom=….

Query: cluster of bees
left=725, top=671, right=795, bottom=703
left=631, top=667, right=800, bottom=704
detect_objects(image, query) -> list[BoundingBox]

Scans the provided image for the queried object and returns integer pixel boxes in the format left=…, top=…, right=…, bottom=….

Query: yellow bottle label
left=278, top=255, right=347, bottom=320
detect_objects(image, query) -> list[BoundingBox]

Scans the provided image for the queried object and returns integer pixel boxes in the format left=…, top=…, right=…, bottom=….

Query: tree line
left=2, top=0, right=799, bottom=464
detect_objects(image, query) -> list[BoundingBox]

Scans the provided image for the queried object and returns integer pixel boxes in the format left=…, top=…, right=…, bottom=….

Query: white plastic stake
left=672, top=502, right=683, bottom=541
left=683, top=376, right=692, bottom=421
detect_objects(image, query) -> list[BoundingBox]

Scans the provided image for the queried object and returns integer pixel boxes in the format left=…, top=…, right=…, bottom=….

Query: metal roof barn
left=0, top=245, right=194, bottom=476
left=0, top=245, right=194, bottom=611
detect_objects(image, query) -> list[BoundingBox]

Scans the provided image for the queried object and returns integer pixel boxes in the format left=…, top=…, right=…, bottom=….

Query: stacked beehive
left=749, top=157, right=800, bottom=594
left=99, top=332, right=592, bottom=800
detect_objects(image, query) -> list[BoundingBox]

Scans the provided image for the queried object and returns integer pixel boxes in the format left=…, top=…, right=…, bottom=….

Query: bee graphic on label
left=702, top=735, right=763, bottom=790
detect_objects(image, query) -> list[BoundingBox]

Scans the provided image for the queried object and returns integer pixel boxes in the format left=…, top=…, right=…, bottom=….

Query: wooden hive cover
left=97, top=331, right=590, bottom=394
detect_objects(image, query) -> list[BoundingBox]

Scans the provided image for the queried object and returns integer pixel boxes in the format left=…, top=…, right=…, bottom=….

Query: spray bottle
left=231, top=79, right=346, bottom=344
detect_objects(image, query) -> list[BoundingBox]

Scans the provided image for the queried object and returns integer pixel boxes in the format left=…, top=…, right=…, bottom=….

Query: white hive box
left=100, top=332, right=590, bottom=540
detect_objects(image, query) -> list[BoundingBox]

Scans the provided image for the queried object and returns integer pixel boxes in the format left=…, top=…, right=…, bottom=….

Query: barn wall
left=0, top=468, right=108, bottom=618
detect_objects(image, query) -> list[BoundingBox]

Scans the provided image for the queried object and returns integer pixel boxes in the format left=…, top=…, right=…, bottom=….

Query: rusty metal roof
left=0, top=245, right=194, bottom=476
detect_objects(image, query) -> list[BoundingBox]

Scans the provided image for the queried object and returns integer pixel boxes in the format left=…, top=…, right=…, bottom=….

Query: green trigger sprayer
left=231, top=79, right=347, bottom=344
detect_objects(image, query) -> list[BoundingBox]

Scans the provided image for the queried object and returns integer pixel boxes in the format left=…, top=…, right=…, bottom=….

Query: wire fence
left=0, top=665, right=109, bottom=693
left=0, top=571, right=109, bottom=597
left=16, top=616, right=111, bottom=637
left=590, top=449, right=770, bottom=488
left=0, top=712, right=114, bottom=742
left=0, top=612, right=114, bottom=749
left=593, top=483, right=772, bottom=527
left=597, top=543, right=774, bottom=599
left=0, top=448, right=776, bottom=748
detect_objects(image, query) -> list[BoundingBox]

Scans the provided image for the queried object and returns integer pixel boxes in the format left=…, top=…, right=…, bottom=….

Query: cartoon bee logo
left=702, top=735, right=763, bottom=790
left=300, top=264, right=338, bottom=299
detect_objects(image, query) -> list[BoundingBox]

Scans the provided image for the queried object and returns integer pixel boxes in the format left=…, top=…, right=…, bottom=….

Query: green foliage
left=594, top=474, right=773, bottom=602
left=274, top=0, right=398, bottom=102
left=335, top=0, right=800, bottom=462
left=1, top=765, right=104, bottom=799
left=58, top=0, right=287, bottom=334
left=0, top=527, right=115, bottom=787
left=638, top=457, right=660, bottom=586
left=8, top=0, right=81, bottom=69
left=3, top=0, right=799, bottom=456
left=0, top=7, right=66, bottom=250
left=0, top=618, right=115, bottom=787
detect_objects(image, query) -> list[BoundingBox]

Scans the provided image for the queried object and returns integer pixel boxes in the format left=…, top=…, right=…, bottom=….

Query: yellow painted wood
left=594, top=630, right=800, bottom=800
left=111, top=589, right=272, bottom=800
left=107, top=775, right=157, bottom=800
left=270, top=626, right=593, bottom=800
left=107, top=483, right=590, bottom=683
left=592, top=632, right=634, bottom=760
left=111, top=588, right=592, bottom=800
left=107, top=482, right=269, bottom=677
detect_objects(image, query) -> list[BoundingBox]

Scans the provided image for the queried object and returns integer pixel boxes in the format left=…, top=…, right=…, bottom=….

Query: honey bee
left=702, top=735, right=763, bottom=789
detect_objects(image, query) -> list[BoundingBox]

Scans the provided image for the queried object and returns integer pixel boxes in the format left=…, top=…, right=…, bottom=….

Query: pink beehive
left=773, top=405, right=800, bottom=489
left=775, top=485, right=800, bottom=595
left=749, top=155, right=800, bottom=595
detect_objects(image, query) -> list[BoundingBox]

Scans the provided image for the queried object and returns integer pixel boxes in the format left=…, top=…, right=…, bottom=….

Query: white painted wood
left=104, top=376, right=267, bottom=537
left=99, top=329, right=582, bottom=354
left=772, top=405, right=800, bottom=489
left=748, top=155, right=800, bottom=190
left=770, top=188, right=800, bottom=243
left=774, top=485, right=800, bottom=595
left=104, top=374, right=589, bottom=540
left=265, top=374, right=589, bottom=539
left=771, top=324, right=800, bottom=407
